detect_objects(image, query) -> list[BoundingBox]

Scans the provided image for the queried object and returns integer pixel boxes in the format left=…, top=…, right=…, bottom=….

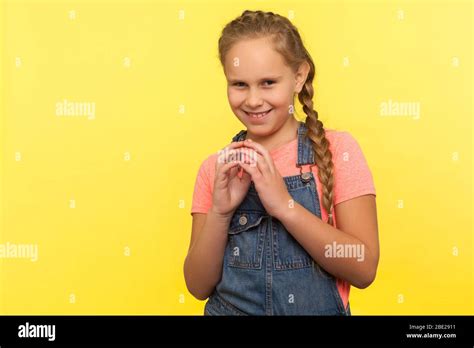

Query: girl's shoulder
left=325, top=127, right=350, bottom=137
left=324, top=129, right=370, bottom=162
left=325, top=128, right=355, bottom=149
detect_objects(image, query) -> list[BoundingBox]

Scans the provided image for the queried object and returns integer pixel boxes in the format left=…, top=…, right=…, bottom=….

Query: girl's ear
left=294, top=61, right=310, bottom=93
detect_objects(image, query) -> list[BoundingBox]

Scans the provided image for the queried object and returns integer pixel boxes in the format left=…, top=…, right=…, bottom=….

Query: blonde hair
left=218, top=10, right=335, bottom=226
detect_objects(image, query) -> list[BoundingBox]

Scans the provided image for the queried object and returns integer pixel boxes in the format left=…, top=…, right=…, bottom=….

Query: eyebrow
left=227, top=76, right=283, bottom=84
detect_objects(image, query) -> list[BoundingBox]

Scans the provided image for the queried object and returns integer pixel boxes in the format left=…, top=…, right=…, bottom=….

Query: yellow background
left=0, top=0, right=472, bottom=315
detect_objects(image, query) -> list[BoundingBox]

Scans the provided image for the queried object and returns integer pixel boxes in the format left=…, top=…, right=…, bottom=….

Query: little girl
left=184, top=10, right=379, bottom=315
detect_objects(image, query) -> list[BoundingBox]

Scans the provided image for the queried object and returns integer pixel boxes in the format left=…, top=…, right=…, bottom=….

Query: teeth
left=248, top=110, right=271, bottom=118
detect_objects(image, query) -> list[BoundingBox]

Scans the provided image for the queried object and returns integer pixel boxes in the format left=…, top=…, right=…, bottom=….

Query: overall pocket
left=227, top=210, right=266, bottom=269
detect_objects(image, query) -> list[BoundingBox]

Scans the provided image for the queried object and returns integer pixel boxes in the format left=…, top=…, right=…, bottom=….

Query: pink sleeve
left=333, top=132, right=376, bottom=205
left=190, top=156, right=213, bottom=214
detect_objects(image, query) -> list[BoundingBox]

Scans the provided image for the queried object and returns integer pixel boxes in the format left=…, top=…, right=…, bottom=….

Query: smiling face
left=223, top=37, right=309, bottom=142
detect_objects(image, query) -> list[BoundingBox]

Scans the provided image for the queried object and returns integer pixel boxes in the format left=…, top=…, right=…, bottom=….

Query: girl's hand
left=238, top=139, right=293, bottom=220
left=210, top=141, right=252, bottom=219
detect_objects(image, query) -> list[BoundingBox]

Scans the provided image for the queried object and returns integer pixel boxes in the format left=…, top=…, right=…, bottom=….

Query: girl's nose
left=245, top=89, right=264, bottom=108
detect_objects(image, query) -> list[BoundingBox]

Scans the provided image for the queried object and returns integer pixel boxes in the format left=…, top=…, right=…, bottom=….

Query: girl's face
left=224, top=37, right=309, bottom=138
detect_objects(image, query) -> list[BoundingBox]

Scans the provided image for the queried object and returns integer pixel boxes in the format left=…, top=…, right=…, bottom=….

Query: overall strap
left=296, top=121, right=315, bottom=166
left=231, top=130, right=247, bottom=142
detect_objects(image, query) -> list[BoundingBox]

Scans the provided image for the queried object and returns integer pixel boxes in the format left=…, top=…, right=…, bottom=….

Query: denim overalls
left=204, top=121, right=351, bottom=316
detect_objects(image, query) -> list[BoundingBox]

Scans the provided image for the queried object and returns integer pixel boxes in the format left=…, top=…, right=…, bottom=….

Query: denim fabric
left=204, top=122, right=351, bottom=316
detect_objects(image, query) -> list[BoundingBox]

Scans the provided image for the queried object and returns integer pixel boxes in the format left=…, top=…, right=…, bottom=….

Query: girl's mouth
left=244, top=109, right=273, bottom=120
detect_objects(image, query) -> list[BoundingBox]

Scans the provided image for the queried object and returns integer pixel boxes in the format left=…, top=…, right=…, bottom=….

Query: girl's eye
left=231, top=81, right=275, bottom=87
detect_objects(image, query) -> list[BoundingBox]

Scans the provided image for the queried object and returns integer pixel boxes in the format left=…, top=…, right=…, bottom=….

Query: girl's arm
left=185, top=142, right=252, bottom=301
left=183, top=208, right=231, bottom=300
left=277, top=194, right=379, bottom=289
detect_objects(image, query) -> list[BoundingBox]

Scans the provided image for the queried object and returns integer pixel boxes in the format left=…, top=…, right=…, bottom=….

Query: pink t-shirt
left=190, top=128, right=376, bottom=309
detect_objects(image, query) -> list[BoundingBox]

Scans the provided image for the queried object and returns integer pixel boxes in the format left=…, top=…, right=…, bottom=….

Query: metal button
left=301, top=172, right=311, bottom=183
left=238, top=215, right=248, bottom=225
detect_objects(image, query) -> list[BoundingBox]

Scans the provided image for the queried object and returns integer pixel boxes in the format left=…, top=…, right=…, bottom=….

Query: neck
left=246, top=117, right=300, bottom=152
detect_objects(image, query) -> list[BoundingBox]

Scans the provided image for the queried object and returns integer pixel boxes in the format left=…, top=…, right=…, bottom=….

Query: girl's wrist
left=273, top=195, right=297, bottom=222
left=209, top=205, right=234, bottom=222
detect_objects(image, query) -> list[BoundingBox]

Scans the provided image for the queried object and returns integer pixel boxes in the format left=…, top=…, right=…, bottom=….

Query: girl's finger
left=216, top=141, right=247, bottom=170
left=239, top=161, right=262, bottom=182
left=216, top=161, right=241, bottom=183
left=252, top=152, right=271, bottom=177
left=242, top=140, right=275, bottom=174
left=229, top=164, right=239, bottom=180
left=237, top=147, right=269, bottom=177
